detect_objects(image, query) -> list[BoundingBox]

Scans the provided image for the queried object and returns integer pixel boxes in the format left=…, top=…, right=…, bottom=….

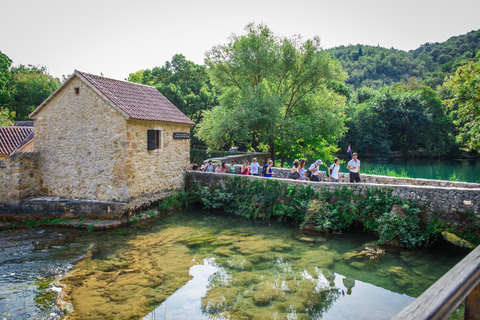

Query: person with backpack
left=265, top=160, right=273, bottom=178
left=328, top=158, right=341, bottom=182
left=203, top=160, right=214, bottom=172
left=261, top=158, right=271, bottom=177
left=308, top=160, right=323, bottom=182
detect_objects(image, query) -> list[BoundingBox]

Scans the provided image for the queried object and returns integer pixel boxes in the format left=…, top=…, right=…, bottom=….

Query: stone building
left=29, top=70, right=194, bottom=202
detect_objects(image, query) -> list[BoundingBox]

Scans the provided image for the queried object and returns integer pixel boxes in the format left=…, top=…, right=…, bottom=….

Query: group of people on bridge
left=192, top=152, right=362, bottom=183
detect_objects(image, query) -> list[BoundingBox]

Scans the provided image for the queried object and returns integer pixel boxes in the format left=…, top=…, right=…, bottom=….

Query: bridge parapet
left=187, top=170, right=480, bottom=229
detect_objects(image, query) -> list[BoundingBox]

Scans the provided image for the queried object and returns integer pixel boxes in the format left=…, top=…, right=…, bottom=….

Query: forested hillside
left=327, top=29, right=480, bottom=90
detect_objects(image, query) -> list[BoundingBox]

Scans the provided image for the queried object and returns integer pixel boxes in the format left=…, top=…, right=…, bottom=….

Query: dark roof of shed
left=0, top=126, right=34, bottom=155
left=14, top=121, right=34, bottom=127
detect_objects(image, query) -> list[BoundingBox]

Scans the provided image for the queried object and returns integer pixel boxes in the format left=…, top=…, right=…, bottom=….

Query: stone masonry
left=187, top=170, right=480, bottom=228
left=30, top=75, right=191, bottom=203
left=0, top=152, right=41, bottom=203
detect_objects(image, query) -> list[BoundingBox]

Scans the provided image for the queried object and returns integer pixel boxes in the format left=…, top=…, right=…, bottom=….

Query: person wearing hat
left=308, top=159, right=323, bottom=182
left=228, top=160, right=236, bottom=174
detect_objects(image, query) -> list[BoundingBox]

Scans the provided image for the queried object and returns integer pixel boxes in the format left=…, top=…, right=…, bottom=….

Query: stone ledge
left=0, top=196, right=129, bottom=220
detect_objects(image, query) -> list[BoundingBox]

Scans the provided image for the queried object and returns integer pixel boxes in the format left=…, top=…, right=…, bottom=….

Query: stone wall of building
left=0, top=152, right=41, bottom=203
left=186, top=171, right=480, bottom=228
left=125, top=120, right=190, bottom=199
left=32, top=77, right=130, bottom=201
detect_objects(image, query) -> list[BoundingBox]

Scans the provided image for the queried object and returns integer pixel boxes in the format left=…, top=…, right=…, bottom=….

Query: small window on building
left=147, top=129, right=162, bottom=150
left=74, top=87, right=80, bottom=95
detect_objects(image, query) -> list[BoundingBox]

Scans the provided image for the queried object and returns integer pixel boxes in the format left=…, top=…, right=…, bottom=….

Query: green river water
left=0, top=207, right=469, bottom=319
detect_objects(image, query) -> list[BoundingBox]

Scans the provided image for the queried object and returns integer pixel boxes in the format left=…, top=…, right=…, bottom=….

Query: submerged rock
left=442, top=231, right=475, bottom=249
left=59, top=226, right=198, bottom=319
left=350, top=261, right=366, bottom=269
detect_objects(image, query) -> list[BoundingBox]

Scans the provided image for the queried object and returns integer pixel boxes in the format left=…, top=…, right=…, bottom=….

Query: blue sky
left=2, top=0, right=479, bottom=80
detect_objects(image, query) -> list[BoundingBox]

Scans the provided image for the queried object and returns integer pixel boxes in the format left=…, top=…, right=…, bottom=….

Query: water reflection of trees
left=201, top=260, right=340, bottom=319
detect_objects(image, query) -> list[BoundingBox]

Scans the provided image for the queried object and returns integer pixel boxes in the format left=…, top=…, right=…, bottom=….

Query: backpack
left=261, top=164, right=268, bottom=176
left=306, top=169, right=312, bottom=178
left=326, top=164, right=335, bottom=177
left=306, top=163, right=316, bottom=178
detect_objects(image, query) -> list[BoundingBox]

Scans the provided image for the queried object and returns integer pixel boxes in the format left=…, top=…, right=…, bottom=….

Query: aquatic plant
left=448, top=172, right=464, bottom=182
left=158, top=189, right=190, bottom=212
left=364, top=165, right=411, bottom=178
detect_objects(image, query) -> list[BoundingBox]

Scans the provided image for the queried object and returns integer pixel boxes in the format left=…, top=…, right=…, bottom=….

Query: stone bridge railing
left=186, top=170, right=480, bottom=228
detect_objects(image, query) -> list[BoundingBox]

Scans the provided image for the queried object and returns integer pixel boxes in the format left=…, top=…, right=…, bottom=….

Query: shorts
left=310, top=175, right=319, bottom=182
left=349, top=172, right=361, bottom=183
left=330, top=177, right=339, bottom=182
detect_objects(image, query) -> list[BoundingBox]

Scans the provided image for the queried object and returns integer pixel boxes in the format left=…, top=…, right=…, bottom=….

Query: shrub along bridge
left=187, top=168, right=480, bottom=319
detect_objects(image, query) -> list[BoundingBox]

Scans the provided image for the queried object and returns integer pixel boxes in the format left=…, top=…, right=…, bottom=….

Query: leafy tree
left=444, top=52, right=480, bottom=151
left=128, top=54, right=218, bottom=148
left=197, top=23, right=348, bottom=164
left=128, top=54, right=217, bottom=124
left=0, top=107, right=15, bottom=126
left=0, top=51, right=12, bottom=106
left=343, top=83, right=457, bottom=156
left=6, top=65, right=61, bottom=120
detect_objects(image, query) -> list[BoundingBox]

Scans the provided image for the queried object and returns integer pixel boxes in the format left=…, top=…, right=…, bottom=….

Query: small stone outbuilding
left=29, top=70, right=194, bottom=202
left=0, top=126, right=35, bottom=160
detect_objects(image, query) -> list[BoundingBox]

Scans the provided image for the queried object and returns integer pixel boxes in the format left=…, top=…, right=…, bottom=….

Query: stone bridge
left=187, top=166, right=480, bottom=228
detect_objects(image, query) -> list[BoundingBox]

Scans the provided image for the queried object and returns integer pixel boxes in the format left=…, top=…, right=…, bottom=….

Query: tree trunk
left=269, top=140, right=275, bottom=165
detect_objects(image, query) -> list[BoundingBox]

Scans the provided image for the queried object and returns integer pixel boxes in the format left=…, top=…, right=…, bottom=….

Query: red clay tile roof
left=0, top=126, right=34, bottom=155
left=76, top=71, right=195, bottom=125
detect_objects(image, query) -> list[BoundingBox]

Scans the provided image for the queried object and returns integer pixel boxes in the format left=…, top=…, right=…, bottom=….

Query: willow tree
left=196, top=23, right=348, bottom=165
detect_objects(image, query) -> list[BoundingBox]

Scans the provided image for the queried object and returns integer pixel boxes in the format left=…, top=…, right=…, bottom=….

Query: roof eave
left=29, top=73, right=77, bottom=119
left=29, top=70, right=131, bottom=120
left=74, top=70, right=130, bottom=120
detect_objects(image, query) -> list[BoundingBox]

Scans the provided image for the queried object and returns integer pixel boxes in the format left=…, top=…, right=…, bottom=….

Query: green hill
left=326, top=29, right=480, bottom=90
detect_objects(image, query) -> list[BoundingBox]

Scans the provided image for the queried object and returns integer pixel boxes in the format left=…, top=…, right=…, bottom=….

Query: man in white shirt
left=308, top=160, right=323, bottom=182
left=347, top=153, right=361, bottom=183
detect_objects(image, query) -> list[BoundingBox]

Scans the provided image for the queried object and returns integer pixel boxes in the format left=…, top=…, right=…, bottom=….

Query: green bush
left=158, top=189, right=190, bottom=213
